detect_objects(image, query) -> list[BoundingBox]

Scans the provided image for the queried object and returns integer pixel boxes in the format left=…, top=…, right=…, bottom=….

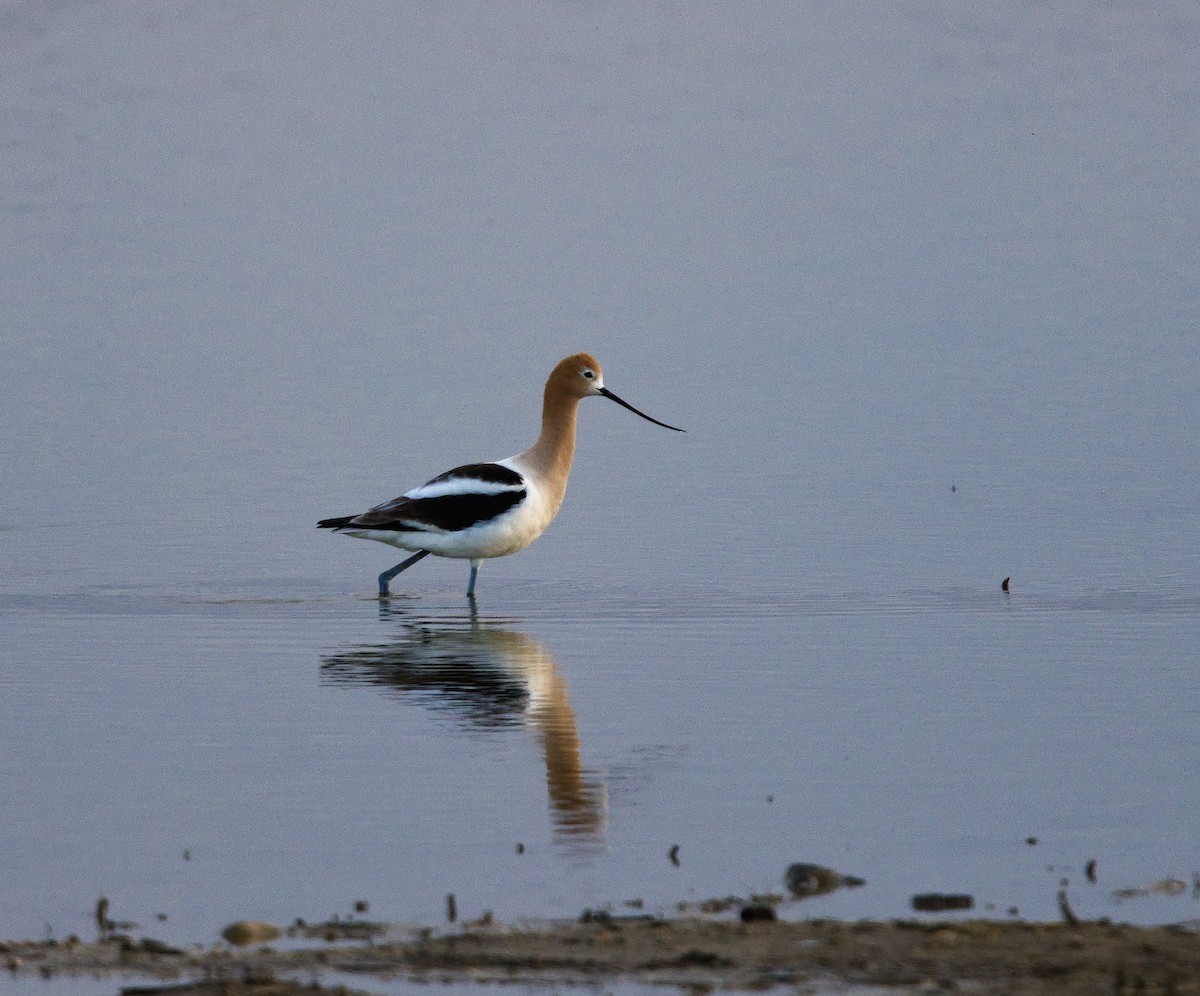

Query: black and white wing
left=319, top=463, right=527, bottom=535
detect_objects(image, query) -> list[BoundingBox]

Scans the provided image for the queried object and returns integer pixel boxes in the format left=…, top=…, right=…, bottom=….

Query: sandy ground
left=5, top=915, right=1200, bottom=995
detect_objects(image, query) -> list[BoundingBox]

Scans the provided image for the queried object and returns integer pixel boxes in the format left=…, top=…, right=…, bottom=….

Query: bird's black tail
left=317, top=515, right=355, bottom=530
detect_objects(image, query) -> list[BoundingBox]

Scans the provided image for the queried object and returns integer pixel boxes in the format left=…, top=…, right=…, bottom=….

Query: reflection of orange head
left=528, top=666, right=605, bottom=842
left=489, top=628, right=606, bottom=847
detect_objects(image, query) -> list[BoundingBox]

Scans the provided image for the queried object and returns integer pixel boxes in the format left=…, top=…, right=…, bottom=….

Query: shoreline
left=5, top=915, right=1200, bottom=994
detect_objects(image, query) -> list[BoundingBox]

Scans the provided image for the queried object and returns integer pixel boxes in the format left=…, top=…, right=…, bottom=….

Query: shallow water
left=2, top=0, right=1199, bottom=966
left=3, top=578, right=1198, bottom=946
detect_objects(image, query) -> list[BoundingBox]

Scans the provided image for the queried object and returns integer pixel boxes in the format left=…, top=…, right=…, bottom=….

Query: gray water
left=2, top=0, right=1199, bottom=967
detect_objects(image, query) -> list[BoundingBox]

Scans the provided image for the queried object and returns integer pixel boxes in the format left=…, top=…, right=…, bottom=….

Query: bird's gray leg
left=466, top=559, right=481, bottom=599
left=378, top=550, right=431, bottom=598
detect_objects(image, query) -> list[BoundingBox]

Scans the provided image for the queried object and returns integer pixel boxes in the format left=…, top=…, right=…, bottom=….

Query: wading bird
left=319, top=353, right=683, bottom=598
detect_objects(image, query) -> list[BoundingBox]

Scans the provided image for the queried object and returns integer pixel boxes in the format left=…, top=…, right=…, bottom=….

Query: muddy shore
left=5, top=916, right=1200, bottom=995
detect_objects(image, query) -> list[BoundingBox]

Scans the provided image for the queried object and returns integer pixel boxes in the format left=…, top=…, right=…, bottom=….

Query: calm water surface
left=2, top=2, right=1199, bottom=974
left=3, top=578, right=1197, bottom=945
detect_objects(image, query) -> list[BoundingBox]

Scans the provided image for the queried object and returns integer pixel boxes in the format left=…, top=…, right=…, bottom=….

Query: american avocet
left=318, top=353, right=683, bottom=598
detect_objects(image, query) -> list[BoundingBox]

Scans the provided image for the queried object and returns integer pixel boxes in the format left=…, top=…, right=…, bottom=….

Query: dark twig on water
left=1057, top=889, right=1079, bottom=925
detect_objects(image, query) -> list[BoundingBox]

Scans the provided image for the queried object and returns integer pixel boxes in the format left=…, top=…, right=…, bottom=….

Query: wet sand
left=5, top=916, right=1200, bottom=994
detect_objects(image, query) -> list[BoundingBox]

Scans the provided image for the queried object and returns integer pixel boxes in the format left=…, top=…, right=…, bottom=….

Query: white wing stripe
left=404, top=477, right=526, bottom=500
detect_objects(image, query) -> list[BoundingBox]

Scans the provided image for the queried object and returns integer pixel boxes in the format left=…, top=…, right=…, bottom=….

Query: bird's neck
left=520, top=390, right=579, bottom=507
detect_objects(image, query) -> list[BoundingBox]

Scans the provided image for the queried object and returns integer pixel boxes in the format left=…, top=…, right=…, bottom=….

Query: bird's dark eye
left=583, top=370, right=596, bottom=379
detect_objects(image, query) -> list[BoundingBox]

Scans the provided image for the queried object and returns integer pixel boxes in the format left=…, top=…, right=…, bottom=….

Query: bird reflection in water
left=320, top=607, right=606, bottom=853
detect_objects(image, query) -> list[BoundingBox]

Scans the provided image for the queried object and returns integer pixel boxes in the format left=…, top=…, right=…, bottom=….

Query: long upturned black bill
left=599, top=387, right=685, bottom=432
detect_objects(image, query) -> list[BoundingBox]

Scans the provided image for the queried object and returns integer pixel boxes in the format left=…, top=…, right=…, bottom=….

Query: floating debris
left=516, top=842, right=525, bottom=854
left=353, top=899, right=369, bottom=914
left=221, top=921, right=282, bottom=946
left=1113, top=879, right=1187, bottom=900
left=672, top=949, right=732, bottom=968
left=784, top=863, right=866, bottom=899
left=698, top=897, right=742, bottom=915
left=1002, top=577, right=1011, bottom=593
left=100, top=936, right=181, bottom=960
left=580, top=908, right=656, bottom=924
left=580, top=908, right=611, bottom=923
left=740, top=904, right=775, bottom=923
left=95, top=897, right=110, bottom=936
left=287, top=917, right=386, bottom=942
left=1025, top=836, right=1037, bottom=846
left=137, top=937, right=185, bottom=956
left=122, top=967, right=276, bottom=992
left=911, top=894, right=973, bottom=912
